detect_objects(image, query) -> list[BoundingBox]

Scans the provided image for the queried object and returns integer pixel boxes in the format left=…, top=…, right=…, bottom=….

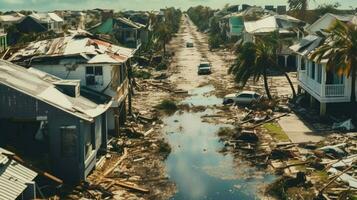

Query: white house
left=290, top=13, right=357, bottom=116
left=243, top=14, right=305, bottom=69
left=9, top=31, right=135, bottom=134
left=29, top=12, right=64, bottom=33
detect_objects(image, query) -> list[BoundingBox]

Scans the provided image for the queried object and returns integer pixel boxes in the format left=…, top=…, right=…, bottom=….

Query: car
left=223, top=91, right=261, bottom=105
left=197, top=62, right=212, bottom=75
left=186, top=42, right=194, bottom=48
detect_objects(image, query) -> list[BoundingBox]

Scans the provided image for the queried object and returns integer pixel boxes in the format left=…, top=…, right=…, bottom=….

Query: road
left=162, top=15, right=275, bottom=200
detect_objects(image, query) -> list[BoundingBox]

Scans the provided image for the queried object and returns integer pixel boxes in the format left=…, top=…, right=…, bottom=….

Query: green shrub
left=133, top=69, right=152, bottom=79
left=156, top=62, right=168, bottom=71
left=155, top=99, right=178, bottom=113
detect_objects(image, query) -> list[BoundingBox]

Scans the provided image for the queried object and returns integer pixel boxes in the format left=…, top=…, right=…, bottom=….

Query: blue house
left=0, top=60, right=112, bottom=183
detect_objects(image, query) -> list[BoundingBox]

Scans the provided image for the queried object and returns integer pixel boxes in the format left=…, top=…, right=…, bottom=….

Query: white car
left=223, top=91, right=261, bottom=105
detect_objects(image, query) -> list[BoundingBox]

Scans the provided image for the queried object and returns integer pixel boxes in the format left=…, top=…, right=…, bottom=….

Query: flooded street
left=163, top=16, right=275, bottom=200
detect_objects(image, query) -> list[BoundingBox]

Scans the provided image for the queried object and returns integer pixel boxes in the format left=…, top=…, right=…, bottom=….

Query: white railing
left=306, top=77, right=321, bottom=96
left=325, top=84, right=345, bottom=97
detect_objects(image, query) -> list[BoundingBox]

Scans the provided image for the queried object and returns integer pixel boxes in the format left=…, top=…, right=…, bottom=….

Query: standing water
left=164, top=85, right=275, bottom=200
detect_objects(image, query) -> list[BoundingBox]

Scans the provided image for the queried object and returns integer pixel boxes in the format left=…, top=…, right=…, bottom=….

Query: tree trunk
left=350, top=65, right=356, bottom=113
left=163, top=40, right=166, bottom=57
left=284, top=72, right=297, bottom=99
left=263, top=69, right=272, bottom=99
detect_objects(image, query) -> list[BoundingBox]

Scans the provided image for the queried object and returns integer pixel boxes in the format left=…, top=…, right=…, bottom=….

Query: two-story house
left=8, top=32, right=135, bottom=136
left=290, top=13, right=356, bottom=116
left=243, top=14, right=305, bottom=69
left=0, top=60, right=112, bottom=182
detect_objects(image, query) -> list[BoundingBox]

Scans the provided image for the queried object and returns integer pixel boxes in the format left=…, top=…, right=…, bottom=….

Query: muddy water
left=163, top=86, right=275, bottom=200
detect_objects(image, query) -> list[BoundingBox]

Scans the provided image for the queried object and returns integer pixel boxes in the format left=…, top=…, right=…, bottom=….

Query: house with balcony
left=290, top=13, right=357, bottom=116
left=8, top=31, right=135, bottom=136
left=0, top=60, right=112, bottom=182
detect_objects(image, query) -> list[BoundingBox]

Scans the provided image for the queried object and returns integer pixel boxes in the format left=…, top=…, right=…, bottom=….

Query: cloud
left=0, top=0, right=355, bottom=11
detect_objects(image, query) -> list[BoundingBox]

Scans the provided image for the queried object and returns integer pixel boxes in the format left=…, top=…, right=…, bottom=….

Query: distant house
left=0, top=148, right=38, bottom=200
left=290, top=13, right=356, bottom=116
left=9, top=31, right=135, bottom=136
left=243, top=14, right=305, bottom=69
left=0, top=60, right=112, bottom=182
left=0, top=12, right=24, bottom=29
left=29, top=12, right=64, bottom=33
left=0, top=29, right=7, bottom=52
left=58, top=10, right=86, bottom=30
left=89, top=16, right=147, bottom=49
left=220, top=6, right=275, bottom=39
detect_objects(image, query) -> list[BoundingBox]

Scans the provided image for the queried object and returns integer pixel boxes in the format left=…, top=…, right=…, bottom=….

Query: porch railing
left=325, top=84, right=345, bottom=97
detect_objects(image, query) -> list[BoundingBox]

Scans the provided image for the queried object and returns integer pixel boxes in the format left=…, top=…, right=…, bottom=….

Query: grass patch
left=263, top=122, right=290, bottom=142
left=155, top=99, right=178, bottom=114
left=311, top=170, right=329, bottom=183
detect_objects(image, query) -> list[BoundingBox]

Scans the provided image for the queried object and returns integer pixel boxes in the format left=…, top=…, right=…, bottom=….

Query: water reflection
left=164, top=86, right=275, bottom=200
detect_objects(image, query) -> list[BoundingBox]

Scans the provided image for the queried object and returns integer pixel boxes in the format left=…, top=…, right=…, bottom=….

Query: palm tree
left=262, top=32, right=297, bottom=98
left=229, top=41, right=275, bottom=99
left=288, top=0, right=312, bottom=20
left=156, top=22, right=172, bottom=56
left=310, top=20, right=357, bottom=107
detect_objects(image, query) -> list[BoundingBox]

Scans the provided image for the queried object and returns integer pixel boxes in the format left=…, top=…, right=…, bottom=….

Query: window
left=326, top=71, right=344, bottom=84
left=239, top=94, right=253, bottom=98
left=310, top=61, right=316, bottom=80
left=300, top=57, right=306, bottom=70
left=60, top=126, right=77, bottom=157
left=317, top=64, right=322, bottom=83
left=86, top=66, right=103, bottom=86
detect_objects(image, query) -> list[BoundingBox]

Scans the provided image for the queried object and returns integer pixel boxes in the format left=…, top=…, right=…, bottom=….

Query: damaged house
left=243, top=14, right=306, bottom=69
left=290, top=13, right=357, bottom=116
left=0, top=60, right=112, bottom=182
left=0, top=148, right=38, bottom=200
left=88, top=13, right=147, bottom=49
left=9, top=32, right=135, bottom=136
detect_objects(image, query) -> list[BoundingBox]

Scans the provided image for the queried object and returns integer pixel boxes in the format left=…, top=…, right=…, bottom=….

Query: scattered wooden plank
left=248, top=113, right=289, bottom=129
left=103, top=148, right=128, bottom=177
left=114, top=180, right=149, bottom=193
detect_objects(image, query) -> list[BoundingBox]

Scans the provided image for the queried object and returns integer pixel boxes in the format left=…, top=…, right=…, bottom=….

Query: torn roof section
left=0, top=60, right=112, bottom=122
left=244, top=15, right=304, bottom=34
left=8, top=32, right=135, bottom=65
left=0, top=148, right=37, bottom=200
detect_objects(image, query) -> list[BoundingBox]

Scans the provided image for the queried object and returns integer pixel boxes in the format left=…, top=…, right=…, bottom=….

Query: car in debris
left=223, top=91, right=261, bottom=105
left=186, top=42, right=194, bottom=48
left=197, top=61, right=212, bottom=75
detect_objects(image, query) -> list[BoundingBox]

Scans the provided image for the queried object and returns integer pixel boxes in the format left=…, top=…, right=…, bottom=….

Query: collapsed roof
left=8, top=32, right=135, bottom=65
left=0, top=148, right=37, bottom=200
left=244, top=15, right=304, bottom=34
left=0, top=60, right=112, bottom=122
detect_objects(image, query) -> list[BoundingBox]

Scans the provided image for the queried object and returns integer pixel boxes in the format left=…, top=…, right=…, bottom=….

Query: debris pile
left=217, top=102, right=357, bottom=199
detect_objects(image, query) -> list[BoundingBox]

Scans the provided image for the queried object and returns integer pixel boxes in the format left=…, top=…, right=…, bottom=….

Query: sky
left=0, top=0, right=355, bottom=12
